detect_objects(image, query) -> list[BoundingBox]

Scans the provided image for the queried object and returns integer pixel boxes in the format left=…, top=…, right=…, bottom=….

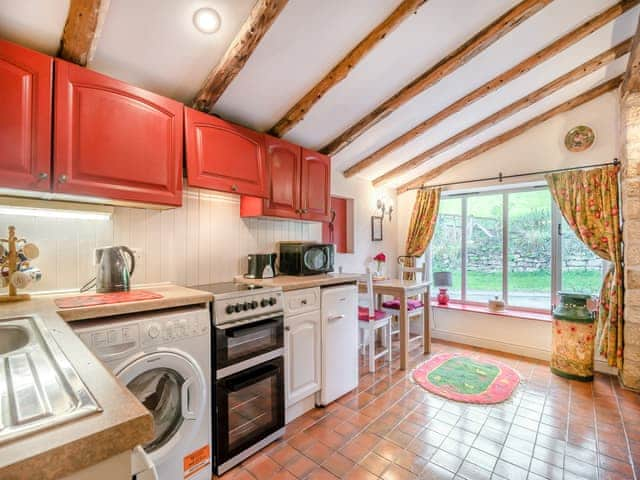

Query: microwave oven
left=279, top=242, right=334, bottom=276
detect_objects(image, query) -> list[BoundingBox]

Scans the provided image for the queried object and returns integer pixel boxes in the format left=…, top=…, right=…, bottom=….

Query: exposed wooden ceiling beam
left=58, top=0, right=109, bottom=66
left=193, top=0, right=289, bottom=112
left=346, top=0, right=640, bottom=178
left=268, top=0, right=428, bottom=138
left=373, top=40, right=630, bottom=186
left=320, top=0, right=552, bottom=156
left=397, top=75, right=622, bottom=194
left=622, top=11, right=640, bottom=95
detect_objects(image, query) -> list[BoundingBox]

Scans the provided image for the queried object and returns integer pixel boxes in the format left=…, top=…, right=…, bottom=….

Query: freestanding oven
left=194, top=282, right=285, bottom=475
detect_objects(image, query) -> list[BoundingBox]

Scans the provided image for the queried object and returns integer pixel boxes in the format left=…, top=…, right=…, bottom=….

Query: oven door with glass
left=215, top=315, right=284, bottom=370
left=215, top=357, right=285, bottom=471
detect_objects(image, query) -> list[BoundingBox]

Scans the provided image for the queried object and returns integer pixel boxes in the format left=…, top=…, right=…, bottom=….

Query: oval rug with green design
left=412, top=353, right=520, bottom=404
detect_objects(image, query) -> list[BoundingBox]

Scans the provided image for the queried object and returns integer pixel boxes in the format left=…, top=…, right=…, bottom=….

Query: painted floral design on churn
left=551, top=292, right=595, bottom=381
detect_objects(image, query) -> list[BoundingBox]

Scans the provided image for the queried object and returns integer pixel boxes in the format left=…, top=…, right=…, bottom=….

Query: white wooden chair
left=381, top=261, right=426, bottom=343
left=358, top=271, right=393, bottom=372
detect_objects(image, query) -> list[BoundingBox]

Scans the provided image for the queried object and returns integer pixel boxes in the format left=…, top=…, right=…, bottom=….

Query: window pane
left=466, top=194, right=503, bottom=303
left=508, top=190, right=551, bottom=309
left=431, top=198, right=462, bottom=299
left=561, top=217, right=605, bottom=296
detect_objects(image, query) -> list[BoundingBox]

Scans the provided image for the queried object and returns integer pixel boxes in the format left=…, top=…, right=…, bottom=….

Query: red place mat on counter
left=55, top=290, right=164, bottom=308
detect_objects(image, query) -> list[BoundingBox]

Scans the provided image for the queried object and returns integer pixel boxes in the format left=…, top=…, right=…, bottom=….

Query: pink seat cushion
left=358, top=306, right=389, bottom=321
left=381, top=298, right=424, bottom=310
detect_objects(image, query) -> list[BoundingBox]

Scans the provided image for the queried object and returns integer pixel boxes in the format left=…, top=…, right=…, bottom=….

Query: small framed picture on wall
left=371, top=216, right=383, bottom=241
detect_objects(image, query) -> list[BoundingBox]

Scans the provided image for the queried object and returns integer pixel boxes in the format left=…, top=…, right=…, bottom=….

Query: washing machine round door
left=116, top=350, right=206, bottom=467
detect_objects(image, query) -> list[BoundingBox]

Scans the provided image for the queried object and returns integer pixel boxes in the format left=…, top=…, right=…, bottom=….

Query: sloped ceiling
left=1, top=0, right=637, bottom=189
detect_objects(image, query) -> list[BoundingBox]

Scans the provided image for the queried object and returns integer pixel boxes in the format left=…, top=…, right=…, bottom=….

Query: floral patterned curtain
left=546, top=165, right=622, bottom=368
left=404, top=188, right=441, bottom=277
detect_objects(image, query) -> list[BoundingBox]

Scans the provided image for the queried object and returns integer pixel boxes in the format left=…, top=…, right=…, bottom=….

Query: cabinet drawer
left=284, top=287, right=320, bottom=315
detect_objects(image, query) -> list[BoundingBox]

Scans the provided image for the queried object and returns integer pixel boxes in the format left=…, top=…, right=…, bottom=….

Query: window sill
left=431, top=301, right=552, bottom=322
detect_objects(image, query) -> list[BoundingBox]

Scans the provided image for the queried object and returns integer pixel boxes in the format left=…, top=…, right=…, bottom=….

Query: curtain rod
left=413, top=159, right=620, bottom=191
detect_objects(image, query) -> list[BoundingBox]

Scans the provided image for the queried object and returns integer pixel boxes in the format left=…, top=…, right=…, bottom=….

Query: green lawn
left=446, top=270, right=601, bottom=294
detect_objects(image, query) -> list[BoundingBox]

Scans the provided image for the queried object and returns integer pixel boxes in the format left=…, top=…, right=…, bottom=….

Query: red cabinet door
left=300, top=148, right=331, bottom=222
left=0, top=40, right=52, bottom=191
left=184, top=107, right=267, bottom=197
left=262, top=136, right=301, bottom=219
left=53, top=59, right=183, bottom=206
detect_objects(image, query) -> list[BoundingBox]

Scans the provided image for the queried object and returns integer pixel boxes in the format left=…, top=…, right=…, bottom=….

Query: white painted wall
left=396, top=92, right=618, bottom=372
left=0, top=177, right=396, bottom=293
left=331, top=173, right=398, bottom=279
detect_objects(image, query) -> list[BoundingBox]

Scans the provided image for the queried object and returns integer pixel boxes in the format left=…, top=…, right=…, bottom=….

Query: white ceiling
left=1, top=0, right=637, bottom=188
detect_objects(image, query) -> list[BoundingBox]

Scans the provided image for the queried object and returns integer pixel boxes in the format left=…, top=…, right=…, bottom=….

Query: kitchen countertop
left=234, top=273, right=361, bottom=291
left=0, top=284, right=213, bottom=480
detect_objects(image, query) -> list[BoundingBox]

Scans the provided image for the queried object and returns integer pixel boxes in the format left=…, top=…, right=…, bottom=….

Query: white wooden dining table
left=358, top=277, right=431, bottom=370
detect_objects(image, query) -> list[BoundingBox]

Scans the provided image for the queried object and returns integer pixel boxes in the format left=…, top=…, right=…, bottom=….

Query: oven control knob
left=147, top=324, right=160, bottom=339
left=250, top=301, right=258, bottom=309
left=269, top=297, right=277, bottom=306
left=260, top=298, right=269, bottom=307
left=225, top=305, right=235, bottom=315
left=242, top=302, right=249, bottom=311
left=234, top=303, right=243, bottom=313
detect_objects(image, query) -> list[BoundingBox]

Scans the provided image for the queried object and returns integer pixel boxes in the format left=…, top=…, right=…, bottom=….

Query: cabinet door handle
left=231, top=184, right=238, bottom=192
left=285, top=326, right=291, bottom=331
left=301, top=299, right=307, bottom=305
left=58, top=174, right=68, bottom=183
left=327, top=314, right=345, bottom=322
left=38, top=172, right=49, bottom=180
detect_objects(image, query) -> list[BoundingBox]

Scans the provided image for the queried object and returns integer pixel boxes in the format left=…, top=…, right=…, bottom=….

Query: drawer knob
left=231, top=184, right=238, bottom=192
left=285, top=326, right=290, bottom=331
left=58, top=174, right=68, bottom=184
left=301, top=299, right=307, bottom=305
left=38, top=172, right=49, bottom=180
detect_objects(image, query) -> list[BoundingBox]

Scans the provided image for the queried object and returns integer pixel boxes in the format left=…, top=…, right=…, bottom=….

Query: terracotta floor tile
left=430, top=449, right=463, bottom=473
left=419, top=462, right=455, bottom=479
left=304, top=441, right=334, bottom=464
left=269, top=444, right=301, bottom=467
left=360, top=452, right=391, bottom=476
left=380, top=464, right=417, bottom=480
left=322, top=452, right=355, bottom=477
left=244, top=455, right=281, bottom=479
left=456, top=460, right=492, bottom=480
left=344, top=465, right=379, bottom=480
left=306, top=467, right=340, bottom=480
left=493, top=459, right=528, bottom=480
left=285, top=455, right=317, bottom=478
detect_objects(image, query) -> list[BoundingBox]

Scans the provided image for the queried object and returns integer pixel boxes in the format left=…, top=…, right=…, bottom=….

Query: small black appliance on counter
left=278, top=242, right=334, bottom=276
left=245, top=253, right=277, bottom=279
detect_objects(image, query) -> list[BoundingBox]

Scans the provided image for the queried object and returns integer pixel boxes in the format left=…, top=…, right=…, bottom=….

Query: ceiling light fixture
left=193, top=7, right=221, bottom=34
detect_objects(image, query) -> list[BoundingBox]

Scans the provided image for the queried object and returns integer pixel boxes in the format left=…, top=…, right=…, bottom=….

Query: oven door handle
left=181, top=376, right=196, bottom=420
left=226, top=319, right=280, bottom=338
left=223, top=363, right=280, bottom=393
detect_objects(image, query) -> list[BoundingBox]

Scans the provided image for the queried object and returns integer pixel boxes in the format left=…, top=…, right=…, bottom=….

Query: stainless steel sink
left=0, top=326, right=30, bottom=354
left=0, top=315, right=101, bottom=444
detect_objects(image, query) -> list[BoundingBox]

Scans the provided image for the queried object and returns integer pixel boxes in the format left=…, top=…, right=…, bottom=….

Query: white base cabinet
left=284, top=309, right=321, bottom=407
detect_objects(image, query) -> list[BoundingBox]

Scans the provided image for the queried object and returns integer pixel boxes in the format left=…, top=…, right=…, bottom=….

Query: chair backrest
left=399, top=261, right=426, bottom=281
left=360, top=271, right=375, bottom=318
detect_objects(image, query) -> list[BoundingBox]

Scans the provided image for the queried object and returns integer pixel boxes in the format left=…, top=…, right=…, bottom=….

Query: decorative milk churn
left=550, top=292, right=595, bottom=381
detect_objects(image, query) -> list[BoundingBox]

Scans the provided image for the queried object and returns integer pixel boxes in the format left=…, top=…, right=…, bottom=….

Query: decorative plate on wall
left=564, top=125, right=595, bottom=152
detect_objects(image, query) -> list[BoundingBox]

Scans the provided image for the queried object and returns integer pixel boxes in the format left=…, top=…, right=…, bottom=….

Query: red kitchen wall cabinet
left=184, top=107, right=268, bottom=197
left=322, top=196, right=349, bottom=253
left=54, top=59, right=183, bottom=206
left=261, top=136, right=301, bottom=218
left=0, top=39, right=52, bottom=191
left=300, top=149, right=331, bottom=222
left=240, top=139, right=331, bottom=222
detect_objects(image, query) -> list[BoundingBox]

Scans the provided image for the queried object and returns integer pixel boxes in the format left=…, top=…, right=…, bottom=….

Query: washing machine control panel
left=74, top=308, right=211, bottom=353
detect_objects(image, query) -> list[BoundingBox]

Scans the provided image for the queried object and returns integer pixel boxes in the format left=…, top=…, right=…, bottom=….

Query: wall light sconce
left=376, top=198, right=393, bottom=222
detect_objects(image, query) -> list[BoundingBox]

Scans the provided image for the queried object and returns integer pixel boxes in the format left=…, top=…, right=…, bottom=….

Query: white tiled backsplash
left=0, top=188, right=322, bottom=293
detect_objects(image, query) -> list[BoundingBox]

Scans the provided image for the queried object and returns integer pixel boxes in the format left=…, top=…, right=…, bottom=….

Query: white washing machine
left=73, top=306, right=212, bottom=480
